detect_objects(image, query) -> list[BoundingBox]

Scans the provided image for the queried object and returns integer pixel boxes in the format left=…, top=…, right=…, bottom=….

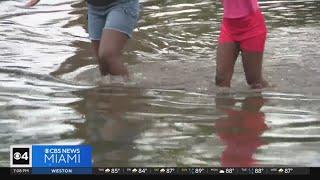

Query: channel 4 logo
left=10, top=145, right=32, bottom=167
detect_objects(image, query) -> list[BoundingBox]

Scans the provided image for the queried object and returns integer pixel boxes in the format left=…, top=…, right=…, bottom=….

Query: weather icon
left=278, top=168, right=284, bottom=173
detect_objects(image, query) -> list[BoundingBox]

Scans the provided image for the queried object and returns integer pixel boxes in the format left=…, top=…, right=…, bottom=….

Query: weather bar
left=9, top=167, right=311, bottom=175
left=93, top=167, right=310, bottom=175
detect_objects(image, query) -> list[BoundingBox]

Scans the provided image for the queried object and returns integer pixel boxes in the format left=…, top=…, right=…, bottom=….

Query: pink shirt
left=223, top=0, right=259, bottom=18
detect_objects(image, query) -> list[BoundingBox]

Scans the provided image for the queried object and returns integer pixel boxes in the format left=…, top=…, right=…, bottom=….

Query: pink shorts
left=219, top=10, right=268, bottom=52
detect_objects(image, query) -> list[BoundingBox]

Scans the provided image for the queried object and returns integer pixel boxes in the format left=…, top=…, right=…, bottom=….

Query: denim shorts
left=87, top=0, right=140, bottom=40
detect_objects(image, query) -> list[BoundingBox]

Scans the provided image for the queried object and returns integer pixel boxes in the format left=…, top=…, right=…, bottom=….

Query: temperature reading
left=285, top=168, right=293, bottom=174
left=111, top=168, right=120, bottom=174
left=195, top=168, right=205, bottom=174
left=138, top=168, right=147, bottom=174
left=226, top=168, right=235, bottom=174
left=166, top=168, right=175, bottom=174
left=255, top=168, right=264, bottom=174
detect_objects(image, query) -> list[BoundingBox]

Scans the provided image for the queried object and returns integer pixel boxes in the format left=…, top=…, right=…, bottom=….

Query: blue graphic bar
left=32, top=167, right=92, bottom=175
left=31, top=145, right=92, bottom=174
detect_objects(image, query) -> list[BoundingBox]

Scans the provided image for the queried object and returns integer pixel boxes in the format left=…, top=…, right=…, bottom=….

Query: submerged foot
left=250, top=79, right=274, bottom=90
left=97, top=74, right=130, bottom=86
left=110, top=75, right=128, bottom=84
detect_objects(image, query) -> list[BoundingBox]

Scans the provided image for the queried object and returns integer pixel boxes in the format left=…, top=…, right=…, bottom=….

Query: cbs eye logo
left=10, top=145, right=32, bottom=167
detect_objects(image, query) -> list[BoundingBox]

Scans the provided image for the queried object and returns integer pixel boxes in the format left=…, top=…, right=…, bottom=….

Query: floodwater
left=0, top=0, right=320, bottom=167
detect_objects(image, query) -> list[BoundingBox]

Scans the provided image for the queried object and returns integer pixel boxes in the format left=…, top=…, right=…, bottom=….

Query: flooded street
left=0, top=0, right=320, bottom=167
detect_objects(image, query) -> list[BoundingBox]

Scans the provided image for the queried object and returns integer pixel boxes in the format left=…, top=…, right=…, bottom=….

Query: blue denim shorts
left=87, top=0, right=140, bottom=40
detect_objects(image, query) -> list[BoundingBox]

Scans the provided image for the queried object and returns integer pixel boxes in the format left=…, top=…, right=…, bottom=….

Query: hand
left=25, top=0, right=40, bottom=7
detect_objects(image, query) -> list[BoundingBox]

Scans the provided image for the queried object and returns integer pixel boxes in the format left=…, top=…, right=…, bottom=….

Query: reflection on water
left=0, top=0, right=320, bottom=167
left=70, top=87, right=150, bottom=166
left=215, top=94, right=268, bottom=167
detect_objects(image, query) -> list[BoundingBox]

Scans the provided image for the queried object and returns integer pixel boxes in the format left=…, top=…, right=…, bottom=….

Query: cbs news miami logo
left=10, top=145, right=92, bottom=174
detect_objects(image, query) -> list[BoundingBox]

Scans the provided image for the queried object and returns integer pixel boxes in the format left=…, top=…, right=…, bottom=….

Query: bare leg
left=215, top=43, right=241, bottom=87
left=241, top=51, right=268, bottom=89
left=98, top=29, right=129, bottom=78
left=91, top=40, right=109, bottom=76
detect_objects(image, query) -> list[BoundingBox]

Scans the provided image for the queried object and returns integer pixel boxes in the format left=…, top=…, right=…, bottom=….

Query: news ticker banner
left=9, top=145, right=312, bottom=175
